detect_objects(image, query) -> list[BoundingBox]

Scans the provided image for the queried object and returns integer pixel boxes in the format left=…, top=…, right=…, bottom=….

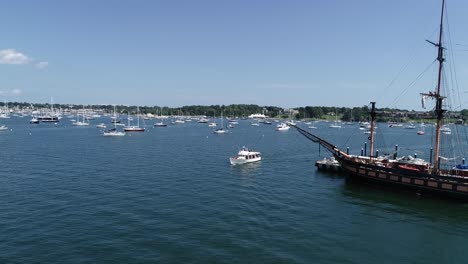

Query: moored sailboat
left=213, top=111, right=228, bottom=134
left=124, top=107, right=145, bottom=132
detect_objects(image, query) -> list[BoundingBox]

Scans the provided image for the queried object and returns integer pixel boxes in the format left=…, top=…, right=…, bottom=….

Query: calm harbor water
left=1, top=117, right=467, bottom=263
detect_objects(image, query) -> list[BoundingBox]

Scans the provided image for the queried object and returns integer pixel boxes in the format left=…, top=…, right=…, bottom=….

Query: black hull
left=337, top=156, right=468, bottom=200
left=38, top=117, right=59, bottom=122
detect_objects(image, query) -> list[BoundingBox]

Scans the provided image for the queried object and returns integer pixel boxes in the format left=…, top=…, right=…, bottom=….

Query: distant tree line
left=4, top=101, right=468, bottom=121
left=295, top=106, right=371, bottom=121
left=3, top=102, right=283, bottom=118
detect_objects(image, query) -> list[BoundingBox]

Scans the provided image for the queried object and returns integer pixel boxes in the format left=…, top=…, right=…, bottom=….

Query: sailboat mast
left=433, top=0, right=446, bottom=172
left=137, top=106, right=140, bottom=127
left=369, top=102, right=376, bottom=158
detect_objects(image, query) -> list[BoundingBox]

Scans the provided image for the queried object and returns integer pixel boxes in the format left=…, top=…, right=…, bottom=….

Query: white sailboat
left=72, top=107, right=89, bottom=126
left=124, top=107, right=145, bottom=132
left=214, top=111, right=228, bottom=134
left=417, top=122, right=425, bottom=135
left=308, top=120, right=318, bottom=129
left=154, top=107, right=167, bottom=127
left=329, top=109, right=341, bottom=128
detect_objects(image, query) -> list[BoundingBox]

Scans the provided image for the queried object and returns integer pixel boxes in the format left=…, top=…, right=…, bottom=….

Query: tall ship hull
left=294, top=126, right=468, bottom=200
left=337, top=153, right=468, bottom=199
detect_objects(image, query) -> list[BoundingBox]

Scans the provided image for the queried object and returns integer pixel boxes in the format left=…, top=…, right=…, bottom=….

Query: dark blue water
left=1, top=118, right=467, bottom=263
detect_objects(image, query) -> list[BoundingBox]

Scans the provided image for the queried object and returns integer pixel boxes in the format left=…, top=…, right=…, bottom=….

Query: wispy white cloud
left=11, top=89, right=22, bottom=95
left=0, top=49, right=31, bottom=65
left=36, top=61, right=49, bottom=69
left=0, top=89, right=23, bottom=96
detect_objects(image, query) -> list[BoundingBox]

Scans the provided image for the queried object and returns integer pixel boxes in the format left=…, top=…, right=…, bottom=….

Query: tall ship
left=294, top=0, right=468, bottom=200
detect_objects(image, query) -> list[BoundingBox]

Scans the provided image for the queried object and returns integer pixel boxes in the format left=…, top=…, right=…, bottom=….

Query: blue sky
left=1, top=0, right=468, bottom=110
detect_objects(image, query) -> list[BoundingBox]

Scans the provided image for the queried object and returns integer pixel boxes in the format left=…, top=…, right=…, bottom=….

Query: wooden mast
left=433, top=0, right=446, bottom=172
left=421, top=0, right=445, bottom=172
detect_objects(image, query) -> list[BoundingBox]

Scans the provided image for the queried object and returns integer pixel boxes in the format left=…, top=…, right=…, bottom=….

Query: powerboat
left=123, top=126, right=145, bottom=132
left=103, top=128, right=125, bottom=137
left=229, top=147, right=261, bottom=165
left=276, top=123, right=290, bottom=131
left=213, top=128, right=228, bottom=134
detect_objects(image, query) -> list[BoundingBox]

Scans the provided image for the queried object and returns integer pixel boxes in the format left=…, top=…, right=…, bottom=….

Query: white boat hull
left=229, top=156, right=261, bottom=165
left=124, top=126, right=145, bottom=132
left=103, top=131, right=125, bottom=137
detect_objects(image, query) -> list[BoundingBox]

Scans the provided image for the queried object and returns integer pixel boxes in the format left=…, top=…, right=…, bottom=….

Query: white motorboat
left=104, top=105, right=126, bottom=136
left=208, top=122, right=216, bottom=127
left=229, top=147, right=261, bottom=165
left=96, top=123, right=107, bottom=129
left=103, top=128, right=125, bottom=137
left=441, top=125, right=451, bottom=135
left=276, top=123, right=290, bottom=131
left=73, top=121, right=89, bottom=126
left=124, top=126, right=145, bottom=132
left=213, top=128, right=228, bottom=134
left=0, top=125, right=8, bottom=130
left=154, top=122, right=167, bottom=127
left=30, top=117, right=39, bottom=124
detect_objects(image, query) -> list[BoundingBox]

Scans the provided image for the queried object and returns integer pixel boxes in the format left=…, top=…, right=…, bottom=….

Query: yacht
left=276, top=123, right=290, bottom=131
left=229, top=147, right=262, bottom=165
left=124, top=126, right=145, bottom=132
left=38, top=115, right=59, bottom=123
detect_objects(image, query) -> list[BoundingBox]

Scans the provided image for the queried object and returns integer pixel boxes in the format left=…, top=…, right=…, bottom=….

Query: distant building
left=248, top=114, right=266, bottom=119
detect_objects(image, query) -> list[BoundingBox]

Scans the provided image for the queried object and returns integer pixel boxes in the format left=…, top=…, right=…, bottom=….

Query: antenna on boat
left=420, top=0, right=445, bottom=173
